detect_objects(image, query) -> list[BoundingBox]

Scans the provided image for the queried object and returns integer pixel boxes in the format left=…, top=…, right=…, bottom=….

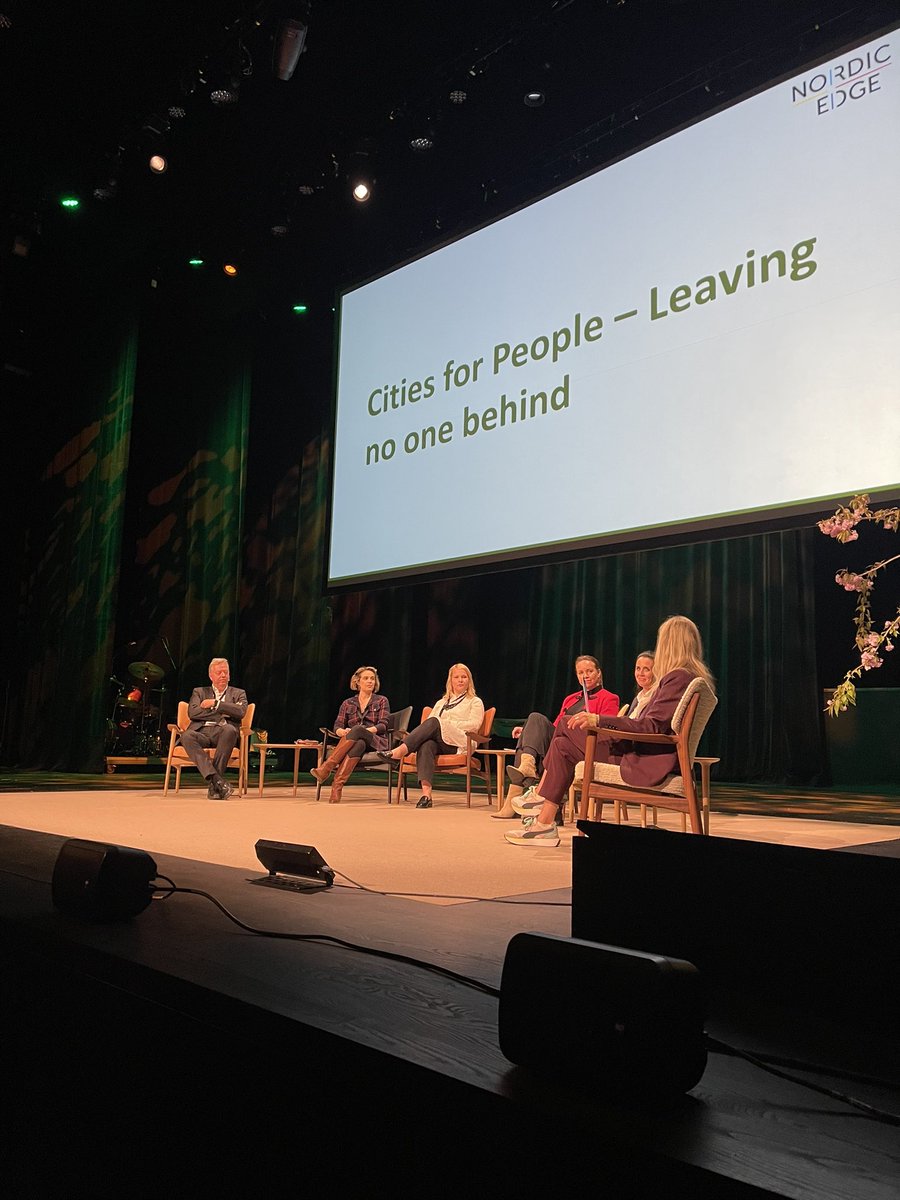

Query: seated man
left=492, top=654, right=619, bottom=819
left=179, top=657, right=249, bottom=800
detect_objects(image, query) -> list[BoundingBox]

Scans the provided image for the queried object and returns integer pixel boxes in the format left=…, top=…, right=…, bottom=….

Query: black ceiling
left=2, top=0, right=899, bottom=308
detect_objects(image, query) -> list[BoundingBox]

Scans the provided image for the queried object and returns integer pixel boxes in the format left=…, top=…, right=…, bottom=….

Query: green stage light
left=60, top=196, right=80, bottom=209
left=188, top=258, right=204, bottom=267
left=292, top=304, right=308, bottom=313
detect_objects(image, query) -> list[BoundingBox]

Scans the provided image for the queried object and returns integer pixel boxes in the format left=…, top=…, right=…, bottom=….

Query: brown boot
left=310, top=737, right=353, bottom=783
left=491, top=783, right=522, bottom=819
left=328, top=754, right=355, bottom=803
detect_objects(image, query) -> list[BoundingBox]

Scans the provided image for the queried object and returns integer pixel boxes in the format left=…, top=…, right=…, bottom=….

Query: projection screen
left=330, top=26, right=900, bottom=587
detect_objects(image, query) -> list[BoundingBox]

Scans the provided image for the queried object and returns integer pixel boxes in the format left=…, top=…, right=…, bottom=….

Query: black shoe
left=376, top=750, right=395, bottom=762
left=207, top=777, right=218, bottom=799
left=210, top=775, right=234, bottom=800
left=507, top=765, right=524, bottom=786
left=415, top=795, right=433, bottom=809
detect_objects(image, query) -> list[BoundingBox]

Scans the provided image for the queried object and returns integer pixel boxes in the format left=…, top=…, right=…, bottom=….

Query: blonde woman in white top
left=379, top=663, right=484, bottom=808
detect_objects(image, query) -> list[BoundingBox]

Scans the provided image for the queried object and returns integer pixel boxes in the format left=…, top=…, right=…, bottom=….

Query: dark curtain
left=326, top=526, right=823, bottom=784
left=15, top=311, right=138, bottom=770
left=116, top=312, right=252, bottom=715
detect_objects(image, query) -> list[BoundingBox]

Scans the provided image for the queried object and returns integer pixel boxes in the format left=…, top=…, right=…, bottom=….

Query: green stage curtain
left=16, top=315, right=138, bottom=770
left=121, top=327, right=252, bottom=714
left=327, top=526, right=824, bottom=785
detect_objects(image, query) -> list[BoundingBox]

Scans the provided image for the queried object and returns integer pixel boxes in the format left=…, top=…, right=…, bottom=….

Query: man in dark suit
left=180, top=657, right=249, bottom=800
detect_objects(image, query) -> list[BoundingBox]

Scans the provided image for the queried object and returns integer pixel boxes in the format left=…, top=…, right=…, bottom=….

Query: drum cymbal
left=129, top=661, right=164, bottom=682
left=117, top=698, right=140, bottom=709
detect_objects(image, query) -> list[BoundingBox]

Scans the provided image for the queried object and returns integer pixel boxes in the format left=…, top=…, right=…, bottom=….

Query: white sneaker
left=511, top=786, right=544, bottom=815
left=504, top=822, right=560, bottom=847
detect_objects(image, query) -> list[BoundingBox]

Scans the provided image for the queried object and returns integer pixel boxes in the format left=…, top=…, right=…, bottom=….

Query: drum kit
left=106, top=661, right=167, bottom=756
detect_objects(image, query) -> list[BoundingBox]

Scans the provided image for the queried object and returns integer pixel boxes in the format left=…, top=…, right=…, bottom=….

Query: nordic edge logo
left=791, top=42, right=891, bottom=114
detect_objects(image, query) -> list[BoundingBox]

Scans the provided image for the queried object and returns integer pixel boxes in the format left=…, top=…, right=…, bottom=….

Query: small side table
left=257, top=740, right=323, bottom=797
left=478, top=748, right=516, bottom=809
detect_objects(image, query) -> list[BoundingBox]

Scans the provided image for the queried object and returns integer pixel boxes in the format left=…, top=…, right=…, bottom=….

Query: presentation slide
left=330, top=26, right=900, bottom=586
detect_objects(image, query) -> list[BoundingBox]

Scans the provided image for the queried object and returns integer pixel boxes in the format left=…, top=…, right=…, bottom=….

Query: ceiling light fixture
left=148, top=153, right=168, bottom=174
left=524, top=90, right=545, bottom=107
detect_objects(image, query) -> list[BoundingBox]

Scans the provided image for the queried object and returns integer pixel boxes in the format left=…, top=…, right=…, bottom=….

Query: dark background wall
left=1, top=0, right=897, bottom=779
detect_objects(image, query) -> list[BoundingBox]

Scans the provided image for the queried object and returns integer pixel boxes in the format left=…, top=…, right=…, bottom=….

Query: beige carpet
left=1, top=781, right=895, bottom=905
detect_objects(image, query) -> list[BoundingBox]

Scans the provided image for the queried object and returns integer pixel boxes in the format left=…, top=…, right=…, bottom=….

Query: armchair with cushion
left=574, top=678, right=717, bottom=834
left=163, top=700, right=256, bottom=796
left=394, top=706, right=496, bottom=807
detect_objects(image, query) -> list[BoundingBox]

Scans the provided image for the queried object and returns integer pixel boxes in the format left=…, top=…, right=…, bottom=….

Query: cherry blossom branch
left=818, top=495, right=900, bottom=716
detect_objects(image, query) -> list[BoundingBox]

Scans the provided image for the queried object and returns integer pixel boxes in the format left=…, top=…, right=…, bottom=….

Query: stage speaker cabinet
left=499, top=932, right=707, bottom=1096
left=51, top=839, right=158, bottom=922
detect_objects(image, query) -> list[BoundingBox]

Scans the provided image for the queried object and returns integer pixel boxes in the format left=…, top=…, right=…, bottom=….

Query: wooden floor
left=0, top=778, right=898, bottom=903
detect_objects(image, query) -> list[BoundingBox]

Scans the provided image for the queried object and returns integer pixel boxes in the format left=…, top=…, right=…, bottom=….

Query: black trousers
left=179, top=722, right=239, bottom=779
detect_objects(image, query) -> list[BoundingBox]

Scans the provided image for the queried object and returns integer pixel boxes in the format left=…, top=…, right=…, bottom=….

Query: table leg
left=258, top=748, right=266, bottom=797
left=292, top=745, right=301, bottom=797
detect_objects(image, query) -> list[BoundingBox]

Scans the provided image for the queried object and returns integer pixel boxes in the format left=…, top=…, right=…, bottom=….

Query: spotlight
left=346, top=144, right=375, bottom=203
left=410, top=133, right=434, bottom=152
left=223, top=262, right=238, bottom=276
left=148, top=153, right=168, bottom=174
left=270, top=220, right=289, bottom=237
left=167, top=104, right=187, bottom=120
left=448, top=88, right=467, bottom=104
left=273, top=15, right=309, bottom=82
left=59, top=196, right=80, bottom=209
left=210, top=83, right=240, bottom=106
left=292, top=303, right=308, bottom=313
left=188, top=258, right=205, bottom=267
left=524, top=90, right=545, bottom=107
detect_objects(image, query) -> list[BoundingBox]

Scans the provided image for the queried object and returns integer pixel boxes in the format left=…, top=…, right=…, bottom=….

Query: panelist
left=379, top=663, right=484, bottom=809
left=179, top=657, right=249, bottom=800
left=311, top=666, right=390, bottom=803
left=492, top=655, right=619, bottom=820
left=627, top=650, right=656, bottom=717
left=505, top=616, right=714, bottom=846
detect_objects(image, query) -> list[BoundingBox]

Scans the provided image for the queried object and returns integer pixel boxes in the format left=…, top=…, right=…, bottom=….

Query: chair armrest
left=465, top=729, right=491, bottom=751
left=595, top=726, right=676, bottom=746
left=166, top=723, right=181, bottom=733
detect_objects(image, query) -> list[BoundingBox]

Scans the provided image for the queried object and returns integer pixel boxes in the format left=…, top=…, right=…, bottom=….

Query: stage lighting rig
left=273, top=6, right=311, bottom=82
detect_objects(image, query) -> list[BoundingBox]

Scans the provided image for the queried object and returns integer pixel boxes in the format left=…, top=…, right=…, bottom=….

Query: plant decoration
left=818, top=494, right=900, bottom=716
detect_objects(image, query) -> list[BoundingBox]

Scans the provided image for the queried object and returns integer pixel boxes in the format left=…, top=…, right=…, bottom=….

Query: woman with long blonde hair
left=506, top=616, right=714, bottom=845
left=380, top=663, right=484, bottom=808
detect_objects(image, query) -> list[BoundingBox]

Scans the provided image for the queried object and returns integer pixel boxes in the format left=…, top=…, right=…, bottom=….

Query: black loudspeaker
left=51, top=839, right=158, bottom=922
left=499, top=932, right=707, bottom=1095
left=251, top=839, right=335, bottom=891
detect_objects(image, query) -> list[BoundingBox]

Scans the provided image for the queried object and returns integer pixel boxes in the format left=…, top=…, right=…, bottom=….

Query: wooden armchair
left=395, top=706, right=496, bottom=807
left=575, top=678, right=717, bottom=834
left=163, top=700, right=256, bottom=796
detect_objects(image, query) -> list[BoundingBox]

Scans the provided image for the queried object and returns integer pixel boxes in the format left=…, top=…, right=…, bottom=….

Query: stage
left=2, top=781, right=900, bottom=1197
left=0, top=777, right=898, bottom=903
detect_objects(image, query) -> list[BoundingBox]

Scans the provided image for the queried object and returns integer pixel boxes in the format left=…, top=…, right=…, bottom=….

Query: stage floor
left=0, top=779, right=897, bottom=904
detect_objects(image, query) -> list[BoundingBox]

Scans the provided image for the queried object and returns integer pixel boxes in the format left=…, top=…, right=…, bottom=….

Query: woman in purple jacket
left=505, top=616, right=715, bottom=846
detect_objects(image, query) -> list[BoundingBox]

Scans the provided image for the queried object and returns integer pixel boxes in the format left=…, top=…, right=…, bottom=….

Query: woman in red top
left=493, top=655, right=619, bottom=819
